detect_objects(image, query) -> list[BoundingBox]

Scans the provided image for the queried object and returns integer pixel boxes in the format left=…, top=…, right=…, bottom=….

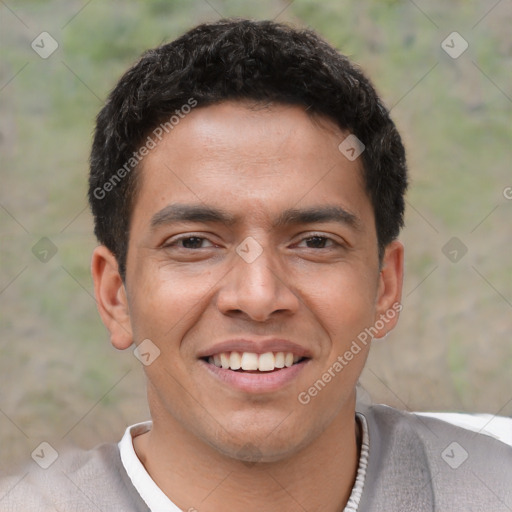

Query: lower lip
left=200, top=359, right=309, bottom=393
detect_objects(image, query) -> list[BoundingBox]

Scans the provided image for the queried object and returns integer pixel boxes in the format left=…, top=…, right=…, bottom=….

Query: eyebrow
left=150, top=203, right=360, bottom=231
left=150, top=204, right=237, bottom=228
left=274, top=205, right=360, bottom=230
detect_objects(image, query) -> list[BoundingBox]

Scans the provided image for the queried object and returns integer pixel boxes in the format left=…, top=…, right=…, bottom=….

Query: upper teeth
left=208, top=352, right=301, bottom=371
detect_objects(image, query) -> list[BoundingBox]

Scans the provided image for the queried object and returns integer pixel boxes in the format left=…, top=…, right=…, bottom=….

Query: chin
left=206, top=424, right=314, bottom=465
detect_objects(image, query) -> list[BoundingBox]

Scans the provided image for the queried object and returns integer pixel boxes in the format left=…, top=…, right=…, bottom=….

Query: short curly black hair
left=89, top=18, right=407, bottom=279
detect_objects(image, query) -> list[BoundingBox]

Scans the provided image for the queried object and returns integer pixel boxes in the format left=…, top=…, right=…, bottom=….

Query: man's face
left=111, top=101, right=401, bottom=461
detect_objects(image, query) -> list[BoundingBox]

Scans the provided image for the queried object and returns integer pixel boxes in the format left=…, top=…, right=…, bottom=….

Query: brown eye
left=297, top=236, right=337, bottom=249
left=164, top=236, right=215, bottom=249
left=180, top=237, right=206, bottom=249
left=304, top=236, right=329, bottom=248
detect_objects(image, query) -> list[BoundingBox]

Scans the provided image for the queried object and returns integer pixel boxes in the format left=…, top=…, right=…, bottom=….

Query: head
left=90, top=19, right=407, bottom=462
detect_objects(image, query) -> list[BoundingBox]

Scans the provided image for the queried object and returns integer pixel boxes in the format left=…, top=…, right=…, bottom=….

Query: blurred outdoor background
left=1, top=0, right=511, bottom=470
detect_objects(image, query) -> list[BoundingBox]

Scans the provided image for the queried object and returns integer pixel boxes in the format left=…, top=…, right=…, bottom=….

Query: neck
left=134, top=402, right=361, bottom=512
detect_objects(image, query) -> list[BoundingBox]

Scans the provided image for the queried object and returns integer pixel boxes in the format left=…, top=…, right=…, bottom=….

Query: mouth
left=202, top=351, right=309, bottom=373
left=197, top=340, right=312, bottom=393
left=199, top=350, right=311, bottom=393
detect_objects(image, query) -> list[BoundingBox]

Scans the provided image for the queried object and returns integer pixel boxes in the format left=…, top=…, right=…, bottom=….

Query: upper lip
left=197, top=338, right=313, bottom=359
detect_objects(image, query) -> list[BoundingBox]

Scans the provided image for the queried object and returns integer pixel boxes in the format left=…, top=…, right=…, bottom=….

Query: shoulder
left=358, top=404, right=512, bottom=511
left=0, top=443, right=148, bottom=512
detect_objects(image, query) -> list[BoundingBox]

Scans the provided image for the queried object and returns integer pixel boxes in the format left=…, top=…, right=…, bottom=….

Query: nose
left=216, top=246, right=300, bottom=322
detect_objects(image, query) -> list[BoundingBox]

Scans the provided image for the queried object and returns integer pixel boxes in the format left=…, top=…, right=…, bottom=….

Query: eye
left=296, top=235, right=337, bottom=249
left=164, top=236, right=215, bottom=249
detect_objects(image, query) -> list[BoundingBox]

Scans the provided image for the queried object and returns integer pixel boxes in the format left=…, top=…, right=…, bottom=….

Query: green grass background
left=1, top=0, right=511, bottom=469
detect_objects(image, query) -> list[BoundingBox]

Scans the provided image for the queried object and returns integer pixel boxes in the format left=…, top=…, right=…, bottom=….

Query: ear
left=373, top=240, right=404, bottom=338
left=91, top=245, right=133, bottom=350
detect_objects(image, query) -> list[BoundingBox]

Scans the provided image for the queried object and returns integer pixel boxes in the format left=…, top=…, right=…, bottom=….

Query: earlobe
left=91, top=245, right=133, bottom=350
left=373, top=240, right=404, bottom=338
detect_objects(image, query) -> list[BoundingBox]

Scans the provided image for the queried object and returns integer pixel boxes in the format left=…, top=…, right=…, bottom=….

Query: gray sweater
left=1, top=405, right=511, bottom=511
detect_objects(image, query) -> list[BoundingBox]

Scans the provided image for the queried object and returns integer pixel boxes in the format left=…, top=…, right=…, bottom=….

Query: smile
left=200, top=352, right=311, bottom=393
left=205, top=351, right=307, bottom=372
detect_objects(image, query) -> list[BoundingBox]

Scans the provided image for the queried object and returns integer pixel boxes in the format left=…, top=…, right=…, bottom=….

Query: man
left=1, top=18, right=511, bottom=512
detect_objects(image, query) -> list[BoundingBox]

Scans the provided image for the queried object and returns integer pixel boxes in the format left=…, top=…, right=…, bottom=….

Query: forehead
left=131, top=101, right=373, bottom=230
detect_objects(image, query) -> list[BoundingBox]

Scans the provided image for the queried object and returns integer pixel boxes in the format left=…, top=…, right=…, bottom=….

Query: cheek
left=297, top=263, right=378, bottom=341
left=296, top=269, right=375, bottom=412
left=128, top=264, right=216, bottom=343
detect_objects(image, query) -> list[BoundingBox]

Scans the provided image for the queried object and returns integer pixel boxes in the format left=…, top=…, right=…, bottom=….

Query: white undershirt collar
left=119, top=421, right=181, bottom=512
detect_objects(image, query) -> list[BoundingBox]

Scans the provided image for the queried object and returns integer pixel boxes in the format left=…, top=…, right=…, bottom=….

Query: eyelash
left=164, top=235, right=216, bottom=249
left=163, top=233, right=341, bottom=250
